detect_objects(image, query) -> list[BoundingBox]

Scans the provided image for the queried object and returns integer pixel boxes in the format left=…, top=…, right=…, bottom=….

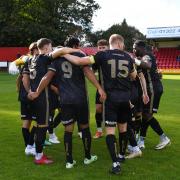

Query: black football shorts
left=60, top=103, right=89, bottom=126
left=104, top=100, right=132, bottom=127
left=143, top=80, right=163, bottom=114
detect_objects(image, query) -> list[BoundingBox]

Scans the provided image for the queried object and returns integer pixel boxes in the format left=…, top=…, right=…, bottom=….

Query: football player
left=92, top=39, right=109, bottom=139
left=58, top=34, right=137, bottom=174
left=133, top=40, right=170, bottom=150
left=28, top=36, right=106, bottom=168
left=17, top=42, right=38, bottom=155
left=23, top=38, right=81, bottom=164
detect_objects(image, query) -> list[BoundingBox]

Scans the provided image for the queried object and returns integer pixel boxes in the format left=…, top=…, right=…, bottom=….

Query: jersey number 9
left=61, top=61, right=72, bottom=78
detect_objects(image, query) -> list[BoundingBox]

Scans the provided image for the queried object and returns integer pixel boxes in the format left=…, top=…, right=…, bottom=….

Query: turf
left=0, top=72, right=180, bottom=180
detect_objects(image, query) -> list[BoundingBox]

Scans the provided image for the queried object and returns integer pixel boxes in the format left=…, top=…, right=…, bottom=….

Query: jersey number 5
left=61, top=61, right=72, bottom=78
left=108, top=59, right=129, bottom=78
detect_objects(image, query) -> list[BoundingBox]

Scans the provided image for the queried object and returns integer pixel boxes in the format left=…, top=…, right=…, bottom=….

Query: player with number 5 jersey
left=23, top=38, right=83, bottom=165
left=27, top=36, right=106, bottom=169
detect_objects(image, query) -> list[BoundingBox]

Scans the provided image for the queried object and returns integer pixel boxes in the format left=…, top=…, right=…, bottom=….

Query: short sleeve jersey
left=48, top=52, right=87, bottom=104
left=92, top=49, right=135, bottom=102
left=23, top=54, right=52, bottom=91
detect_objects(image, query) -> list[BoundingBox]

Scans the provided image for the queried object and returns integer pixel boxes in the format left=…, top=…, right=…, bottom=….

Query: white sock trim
left=97, top=128, right=102, bottom=132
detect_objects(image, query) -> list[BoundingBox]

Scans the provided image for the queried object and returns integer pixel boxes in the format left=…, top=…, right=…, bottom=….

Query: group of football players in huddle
left=10, top=34, right=170, bottom=174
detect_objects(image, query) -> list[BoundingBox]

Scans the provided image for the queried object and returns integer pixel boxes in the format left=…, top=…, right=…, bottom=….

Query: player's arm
left=51, top=47, right=85, bottom=59
left=138, top=72, right=149, bottom=104
left=129, top=62, right=137, bottom=80
left=50, top=84, right=59, bottom=95
left=83, top=66, right=106, bottom=102
left=14, top=56, right=29, bottom=66
left=22, top=61, right=31, bottom=92
left=16, top=74, right=22, bottom=92
left=134, top=57, right=151, bottom=69
left=130, top=70, right=137, bottom=80
left=29, top=71, right=55, bottom=100
left=63, top=54, right=93, bottom=66
left=22, top=74, right=30, bottom=93
left=36, top=71, right=55, bottom=94
left=128, top=56, right=137, bottom=80
left=14, top=58, right=24, bottom=66
left=9, top=56, right=30, bottom=75
left=83, top=66, right=101, bottom=89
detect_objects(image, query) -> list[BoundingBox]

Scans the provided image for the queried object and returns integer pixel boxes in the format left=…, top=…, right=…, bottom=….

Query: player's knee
left=65, top=124, right=74, bottom=132
left=22, top=120, right=31, bottom=129
left=135, top=112, right=142, bottom=118
left=143, top=113, right=152, bottom=120
left=96, top=104, right=103, bottom=113
left=105, top=127, right=115, bottom=135
left=118, top=123, right=127, bottom=133
left=80, top=123, right=89, bottom=129
left=135, top=114, right=142, bottom=121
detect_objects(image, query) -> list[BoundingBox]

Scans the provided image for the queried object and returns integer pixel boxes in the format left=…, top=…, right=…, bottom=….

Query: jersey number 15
left=108, top=59, right=129, bottom=78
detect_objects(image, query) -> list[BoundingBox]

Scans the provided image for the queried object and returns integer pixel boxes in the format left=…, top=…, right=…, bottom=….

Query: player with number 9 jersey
left=62, top=34, right=137, bottom=174
left=48, top=52, right=87, bottom=105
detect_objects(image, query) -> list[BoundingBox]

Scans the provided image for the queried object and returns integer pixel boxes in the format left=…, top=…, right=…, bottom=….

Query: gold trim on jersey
left=45, top=87, right=49, bottom=126
left=99, top=67, right=105, bottom=125
left=147, top=70, right=154, bottom=114
left=85, top=75, right=90, bottom=122
left=37, top=88, right=49, bottom=128
left=37, top=124, right=48, bottom=128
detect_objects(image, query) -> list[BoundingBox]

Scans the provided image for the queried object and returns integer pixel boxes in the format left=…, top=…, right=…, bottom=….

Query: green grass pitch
left=0, top=72, right=180, bottom=180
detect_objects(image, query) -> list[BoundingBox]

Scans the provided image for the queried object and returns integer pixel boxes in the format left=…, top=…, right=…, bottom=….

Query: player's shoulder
left=36, top=54, right=51, bottom=60
left=111, top=49, right=133, bottom=61
left=42, top=54, right=52, bottom=59
left=95, top=50, right=108, bottom=59
left=142, top=53, right=155, bottom=62
left=93, top=50, right=107, bottom=62
left=37, top=54, right=53, bottom=64
left=96, top=50, right=106, bottom=56
left=71, top=51, right=85, bottom=57
left=123, top=51, right=133, bottom=59
left=110, top=49, right=129, bottom=56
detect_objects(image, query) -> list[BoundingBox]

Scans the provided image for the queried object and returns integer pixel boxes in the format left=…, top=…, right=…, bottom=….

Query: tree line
left=0, top=0, right=145, bottom=51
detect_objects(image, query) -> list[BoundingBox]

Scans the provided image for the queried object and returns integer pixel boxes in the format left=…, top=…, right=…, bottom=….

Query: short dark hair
left=134, top=40, right=146, bottom=48
left=37, top=38, right=52, bottom=49
left=64, top=36, right=80, bottom=48
left=97, top=39, right=109, bottom=46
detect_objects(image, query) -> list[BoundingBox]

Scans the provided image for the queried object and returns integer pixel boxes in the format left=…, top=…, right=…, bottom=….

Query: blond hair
left=109, top=34, right=124, bottom=45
